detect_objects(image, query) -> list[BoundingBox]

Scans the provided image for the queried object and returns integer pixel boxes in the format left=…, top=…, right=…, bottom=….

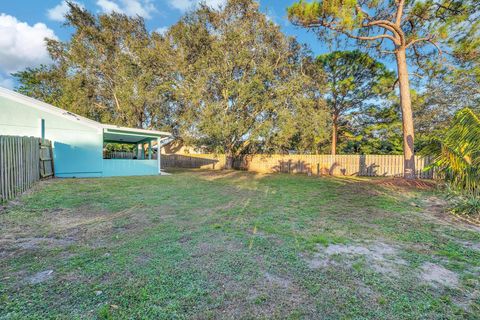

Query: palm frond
left=427, top=108, right=480, bottom=195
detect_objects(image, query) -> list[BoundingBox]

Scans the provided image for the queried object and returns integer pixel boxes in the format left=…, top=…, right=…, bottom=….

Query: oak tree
left=172, top=0, right=323, bottom=167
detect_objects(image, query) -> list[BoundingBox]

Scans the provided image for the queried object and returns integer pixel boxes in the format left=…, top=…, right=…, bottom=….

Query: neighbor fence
left=0, top=136, right=54, bottom=202
left=163, top=154, right=434, bottom=179
left=103, top=151, right=137, bottom=159
left=163, top=154, right=227, bottom=170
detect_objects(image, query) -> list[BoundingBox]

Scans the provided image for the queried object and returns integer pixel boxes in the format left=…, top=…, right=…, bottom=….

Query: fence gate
left=39, top=140, right=54, bottom=178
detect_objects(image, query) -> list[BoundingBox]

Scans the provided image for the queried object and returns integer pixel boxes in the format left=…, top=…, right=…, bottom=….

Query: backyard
left=1, top=170, right=479, bottom=319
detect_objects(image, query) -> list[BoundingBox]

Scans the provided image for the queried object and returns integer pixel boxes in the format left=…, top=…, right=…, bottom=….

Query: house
left=0, top=87, right=172, bottom=178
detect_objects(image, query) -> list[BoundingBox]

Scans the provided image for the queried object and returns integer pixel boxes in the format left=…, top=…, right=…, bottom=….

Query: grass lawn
left=1, top=170, right=479, bottom=319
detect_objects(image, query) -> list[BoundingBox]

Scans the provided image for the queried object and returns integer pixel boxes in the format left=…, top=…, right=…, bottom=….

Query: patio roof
left=103, top=125, right=171, bottom=144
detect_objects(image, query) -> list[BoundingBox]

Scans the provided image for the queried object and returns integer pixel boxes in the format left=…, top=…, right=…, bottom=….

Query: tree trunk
left=395, top=48, right=416, bottom=179
left=331, top=113, right=338, bottom=156
left=225, top=150, right=234, bottom=169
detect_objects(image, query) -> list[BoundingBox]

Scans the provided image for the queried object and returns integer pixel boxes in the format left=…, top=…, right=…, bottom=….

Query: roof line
left=0, top=87, right=172, bottom=137
left=103, top=125, right=172, bottom=137
left=0, top=87, right=103, bottom=130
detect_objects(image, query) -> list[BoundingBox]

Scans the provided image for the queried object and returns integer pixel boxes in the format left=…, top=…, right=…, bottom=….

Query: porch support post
left=157, top=137, right=161, bottom=174
left=148, top=140, right=152, bottom=160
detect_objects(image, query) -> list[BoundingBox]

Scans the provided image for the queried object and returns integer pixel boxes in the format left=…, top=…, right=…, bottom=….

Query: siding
left=0, top=96, right=103, bottom=177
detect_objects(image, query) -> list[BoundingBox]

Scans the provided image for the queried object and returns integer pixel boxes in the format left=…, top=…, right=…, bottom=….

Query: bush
left=445, top=186, right=480, bottom=216
left=424, top=108, right=480, bottom=215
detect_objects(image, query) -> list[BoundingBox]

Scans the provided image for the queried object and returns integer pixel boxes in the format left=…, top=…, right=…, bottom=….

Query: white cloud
left=97, top=0, right=123, bottom=14
left=122, top=0, right=155, bottom=18
left=47, top=1, right=83, bottom=22
left=155, top=26, right=169, bottom=35
left=168, top=0, right=226, bottom=12
left=96, top=0, right=156, bottom=19
left=0, top=14, right=57, bottom=75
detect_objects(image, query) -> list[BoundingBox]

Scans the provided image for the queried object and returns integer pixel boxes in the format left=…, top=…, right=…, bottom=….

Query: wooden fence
left=0, top=136, right=54, bottom=202
left=163, top=153, right=434, bottom=179
left=163, top=154, right=226, bottom=170
left=104, top=151, right=137, bottom=159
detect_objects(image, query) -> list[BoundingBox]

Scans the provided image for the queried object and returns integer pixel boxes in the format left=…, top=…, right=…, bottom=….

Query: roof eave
left=103, top=125, right=172, bottom=138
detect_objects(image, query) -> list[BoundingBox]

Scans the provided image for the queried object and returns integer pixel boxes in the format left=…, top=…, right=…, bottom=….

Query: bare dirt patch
left=264, top=271, right=291, bottom=288
left=14, top=237, right=74, bottom=250
left=458, top=240, right=480, bottom=251
left=419, top=262, right=459, bottom=288
left=0, top=204, right=179, bottom=255
left=212, top=269, right=312, bottom=319
left=0, top=236, right=76, bottom=258
left=27, top=269, right=54, bottom=284
left=305, top=241, right=407, bottom=276
left=372, top=178, right=436, bottom=190
left=421, top=197, right=480, bottom=230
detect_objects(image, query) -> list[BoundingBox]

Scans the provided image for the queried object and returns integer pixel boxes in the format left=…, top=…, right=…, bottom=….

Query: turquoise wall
left=103, top=160, right=158, bottom=177
left=0, top=95, right=103, bottom=177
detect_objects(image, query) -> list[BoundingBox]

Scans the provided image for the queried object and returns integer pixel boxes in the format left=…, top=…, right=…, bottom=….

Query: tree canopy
left=170, top=0, right=328, bottom=164
left=11, top=0, right=479, bottom=174
left=315, top=50, right=394, bottom=154
left=287, top=0, right=478, bottom=178
left=16, top=3, right=176, bottom=130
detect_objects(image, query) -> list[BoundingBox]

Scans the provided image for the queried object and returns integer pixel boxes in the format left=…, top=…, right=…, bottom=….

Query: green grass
left=1, top=170, right=479, bottom=319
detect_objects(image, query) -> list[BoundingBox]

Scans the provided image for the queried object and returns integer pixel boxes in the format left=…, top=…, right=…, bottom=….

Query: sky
left=0, top=0, right=336, bottom=90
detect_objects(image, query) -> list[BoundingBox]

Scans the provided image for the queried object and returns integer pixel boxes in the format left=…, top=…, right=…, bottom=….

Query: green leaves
left=426, top=108, right=480, bottom=196
left=15, top=2, right=176, bottom=131
left=315, top=50, right=395, bottom=153
left=173, top=0, right=327, bottom=156
left=288, top=0, right=359, bottom=29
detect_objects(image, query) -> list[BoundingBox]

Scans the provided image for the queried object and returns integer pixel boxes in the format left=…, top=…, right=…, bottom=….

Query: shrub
left=445, top=186, right=480, bottom=216
left=424, top=108, right=480, bottom=215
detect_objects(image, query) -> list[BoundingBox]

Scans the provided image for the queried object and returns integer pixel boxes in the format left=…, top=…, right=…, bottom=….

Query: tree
left=341, top=104, right=403, bottom=155
left=172, top=0, right=323, bottom=167
left=414, top=58, right=480, bottom=151
left=13, top=65, right=63, bottom=106
left=14, top=0, right=329, bottom=158
left=316, top=50, right=393, bottom=155
left=288, top=0, right=477, bottom=178
left=15, top=3, right=176, bottom=131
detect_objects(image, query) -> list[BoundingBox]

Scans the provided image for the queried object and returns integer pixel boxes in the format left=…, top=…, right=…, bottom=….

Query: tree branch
left=380, top=50, right=396, bottom=55
left=363, top=20, right=404, bottom=45
left=391, top=78, right=398, bottom=90
left=395, top=0, right=405, bottom=26
left=301, top=19, right=399, bottom=46
left=350, top=33, right=398, bottom=43
left=406, top=37, right=443, bottom=55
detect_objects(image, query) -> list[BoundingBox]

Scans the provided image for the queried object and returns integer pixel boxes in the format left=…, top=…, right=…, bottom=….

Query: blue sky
left=0, top=0, right=339, bottom=89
